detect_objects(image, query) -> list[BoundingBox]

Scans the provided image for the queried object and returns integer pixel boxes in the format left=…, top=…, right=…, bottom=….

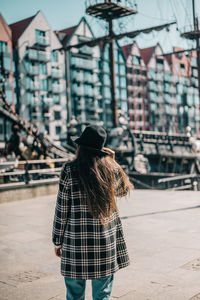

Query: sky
left=1, top=0, right=200, bottom=53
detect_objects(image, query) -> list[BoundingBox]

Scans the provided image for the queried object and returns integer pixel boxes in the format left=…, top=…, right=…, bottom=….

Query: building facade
left=57, top=18, right=128, bottom=130
left=0, top=14, right=15, bottom=143
left=122, top=41, right=148, bottom=130
left=140, top=44, right=177, bottom=133
left=101, top=41, right=128, bottom=128
left=10, top=11, right=67, bottom=143
left=0, top=11, right=199, bottom=143
left=56, top=18, right=103, bottom=131
left=167, top=47, right=199, bottom=135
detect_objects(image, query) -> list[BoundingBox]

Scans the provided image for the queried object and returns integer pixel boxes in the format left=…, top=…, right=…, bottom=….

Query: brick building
left=122, top=41, right=148, bottom=130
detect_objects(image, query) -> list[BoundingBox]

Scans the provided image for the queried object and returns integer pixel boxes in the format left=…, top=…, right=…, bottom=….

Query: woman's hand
left=103, top=147, right=115, bottom=159
left=54, top=246, right=62, bottom=258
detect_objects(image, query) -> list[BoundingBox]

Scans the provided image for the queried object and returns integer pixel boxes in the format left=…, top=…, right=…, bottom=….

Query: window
left=180, top=64, right=185, bottom=74
left=40, top=79, right=48, bottom=91
left=53, top=95, right=60, bottom=104
left=127, top=78, right=132, bottom=85
left=52, top=50, right=58, bottom=62
left=0, top=41, right=7, bottom=53
left=53, top=79, right=59, bottom=85
left=192, top=57, right=197, bottom=67
left=120, top=77, right=126, bottom=88
left=138, top=116, right=142, bottom=121
left=192, top=68, right=198, bottom=77
left=121, top=89, right=127, bottom=100
left=176, top=62, right=179, bottom=73
left=56, top=126, right=61, bottom=135
left=119, top=64, right=126, bottom=75
left=103, top=61, right=109, bottom=73
left=84, top=84, right=93, bottom=97
left=54, top=111, right=61, bottom=120
left=103, top=74, right=110, bottom=84
left=39, top=63, right=47, bottom=75
left=149, top=69, right=156, bottom=79
left=36, top=29, right=45, bottom=37
left=45, top=125, right=49, bottom=134
left=104, top=86, right=111, bottom=98
left=156, top=59, right=164, bottom=70
left=121, top=101, right=127, bottom=111
left=0, top=123, right=3, bottom=134
left=132, top=56, right=140, bottom=65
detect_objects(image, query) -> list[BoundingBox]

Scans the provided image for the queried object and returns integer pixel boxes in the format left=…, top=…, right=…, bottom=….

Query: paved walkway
left=0, top=190, right=200, bottom=300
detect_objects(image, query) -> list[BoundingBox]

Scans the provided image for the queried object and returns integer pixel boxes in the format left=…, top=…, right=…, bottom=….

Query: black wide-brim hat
left=73, top=125, right=108, bottom=155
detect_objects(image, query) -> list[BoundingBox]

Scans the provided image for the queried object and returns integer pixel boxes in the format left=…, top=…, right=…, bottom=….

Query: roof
left=0, top=14, right=12, bottom=38
left=9, top=15, right=35, bottom=46
left=56, top=25, right=77, bottom=47
left=140, top=46, right=155, bottom=65
left=121, top=44, right=132, bottom=58
left=165, top=54, right=172, bottom=65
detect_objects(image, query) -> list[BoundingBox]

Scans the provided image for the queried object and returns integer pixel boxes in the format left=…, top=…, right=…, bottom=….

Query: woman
left=52, top=125, right=132, bottom=300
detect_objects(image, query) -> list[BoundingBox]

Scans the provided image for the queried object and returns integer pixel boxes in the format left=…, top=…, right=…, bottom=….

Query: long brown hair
left=76, top=146, right=132, bottom=223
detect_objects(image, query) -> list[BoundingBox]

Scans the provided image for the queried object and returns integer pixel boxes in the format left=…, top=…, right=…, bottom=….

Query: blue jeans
left=64, top=274, right=114, bottom=300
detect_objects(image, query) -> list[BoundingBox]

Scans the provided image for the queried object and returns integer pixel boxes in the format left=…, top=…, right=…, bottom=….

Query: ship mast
left=181, top=0, right=200, bottom=98
left=86, top=0, right=137, bottom=128
left=192, top=0, right=200, bottom=98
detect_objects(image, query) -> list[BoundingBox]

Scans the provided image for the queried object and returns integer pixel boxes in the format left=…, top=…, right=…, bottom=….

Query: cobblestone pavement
left=0, top=190, right=200, bottom=300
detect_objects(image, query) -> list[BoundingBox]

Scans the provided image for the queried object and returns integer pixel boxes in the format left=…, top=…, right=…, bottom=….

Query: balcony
left=26, top=93, right=37, bottom=105
left=31, top=110, right=40, bottom=118
left=79, top=45, right=93, bottom=56
left=26, top=81, right=40, bottom=91
left=51, top=69, right=63, bottom=79
left=38, top=51, right=51, bottom=62
left=28, top=65, right=39, bottom=76
left=27, top=49, right=38, bottom=60
left=42, top=97, right=53, bottom=105
left=75, top=88, right=84, bottom=97
left=84, top=74, right=94, bottom=83
left=4, top=82, right=13, bottom=104
left=35, top=35, right=50, bottom=47
left=72, top=72, right=84, bottom=82
left=71, top=59, right=94, bottom=70
left=51, top=84, right=63, bottom=94
left=43, top=112, right=51, bottom=119
left=27, top=49, right=51, bottom=62
left=76, top=102, right=85, bottom=111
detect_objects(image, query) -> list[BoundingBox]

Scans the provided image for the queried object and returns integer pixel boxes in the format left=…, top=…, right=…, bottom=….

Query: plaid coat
left=52, top=160, right=130, bottom=279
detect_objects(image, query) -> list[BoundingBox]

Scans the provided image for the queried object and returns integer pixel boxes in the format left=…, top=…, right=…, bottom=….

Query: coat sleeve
left=52, top=164, right=69, bottom=247
left=114, top=168, right=129, bottom=198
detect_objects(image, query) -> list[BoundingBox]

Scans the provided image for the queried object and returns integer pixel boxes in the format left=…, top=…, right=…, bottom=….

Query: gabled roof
left=0, top=14, right=12, bottom=39
left=121, top=44, right=132, bottom=58
left=140, top=46, right=155, bottom=65
left=58, top=25, right=77, bottom=47
left=10, top=14, right=35, bottom=46
left=56, top=17, right=96, bottom=48
left=59, top=25, right=77, bottom=36
left=165, top=54, right=172, bottom=65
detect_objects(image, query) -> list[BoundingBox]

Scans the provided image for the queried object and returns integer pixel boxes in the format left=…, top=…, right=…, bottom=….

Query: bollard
left=24, top=162, right=30, bottom=185
left=193, top=180, right=198, bottom=191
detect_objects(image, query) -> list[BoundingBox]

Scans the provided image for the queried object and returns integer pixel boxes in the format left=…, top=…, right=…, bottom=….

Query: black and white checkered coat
left=52, top=160, right=130, bottom=279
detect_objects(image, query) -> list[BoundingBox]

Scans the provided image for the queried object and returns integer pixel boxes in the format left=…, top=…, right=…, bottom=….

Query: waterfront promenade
left=0, top=190, right=200, bottom=300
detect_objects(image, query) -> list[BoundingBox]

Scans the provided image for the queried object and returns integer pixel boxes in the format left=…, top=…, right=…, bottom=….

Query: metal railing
left=158, top=173, right=200, bottom=191
left=0, top=158, right=70, bottom=191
